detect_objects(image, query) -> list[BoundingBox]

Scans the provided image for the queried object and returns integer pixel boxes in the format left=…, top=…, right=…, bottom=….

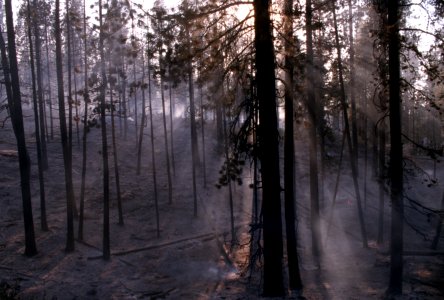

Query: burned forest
left=1, top=0, right=444, bottom=298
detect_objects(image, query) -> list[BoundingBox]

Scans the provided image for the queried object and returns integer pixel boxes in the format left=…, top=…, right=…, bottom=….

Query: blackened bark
left=387, top=0, right=403, bottom=294
left=377, top=125, right=386, bottom=245
left=147, top=48, right=160, bottom=238
left=189, top=67, right=199, bottom=217
left=55, top=0, right=75, bottom=252
left=99, top=0, right=111, bottom=260
left=254, top=0, right=284, bottom=296
left=283, top=0, right=302, bottom=290
left=348, top=0, right=358, bottom=167
left=26, top=0, right=48, bottom=232
left=44, top=16, right=54, bottom=140
left=159, top=62, right=173, bottom=205
left=306, top=0, right=322, bottom=260
left=199, top=86, right=207, bottom=188
left=78, top=0, right=88, bottom=242
left=168, top=83, right=176, bottom=176
left=332, top=1, right=368, bottom=248
left=32, top=0, right=48, bottom=170
left=110, top=90, right=124, bottom=226
left=1, top=5, right=38, bottom=255
left=65, top=0, right=78, bottom=217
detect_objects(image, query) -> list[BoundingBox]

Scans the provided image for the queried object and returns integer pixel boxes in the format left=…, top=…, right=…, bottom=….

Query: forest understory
left=0, top=107, right=443, bottom=299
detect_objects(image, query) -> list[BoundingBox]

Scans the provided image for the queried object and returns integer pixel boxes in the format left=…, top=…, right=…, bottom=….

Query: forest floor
left=0, top=107, right=443, bottom=299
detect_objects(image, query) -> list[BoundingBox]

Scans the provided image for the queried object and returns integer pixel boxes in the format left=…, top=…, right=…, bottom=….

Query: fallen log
left=87, top=232, right=215, bottom=260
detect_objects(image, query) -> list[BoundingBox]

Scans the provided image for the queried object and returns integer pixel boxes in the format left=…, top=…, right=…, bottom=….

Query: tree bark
left=168, top=81, right=176, bottom=176
left=26, top=0, right=48, bottom=232
left=44, top=15, right=54, bottom=140
left=55, top=0, right=75, bottom=252
left=78, top=0, right=89, bottom=242
left=306, top=0, right=322, bottom=260
left=98, top=0, right=110, bottom=260
left=283, top=0, right=303, bottom=290
left=332, top=1, right=368, bottom=248
left=387, top=0, right=404, bottom=294
left=188, top=66, right=199, bottom=217
left=32, top=0, right=48, bottom=170
left=110, top=88, right=124, bottom=226
left=199, top=85, right=207, bottom=188
left=160, top=63, right=173, bottom=205
left=348, top=0, right=358, bottom=168
left=377, top=125, right=386, bottom=245
left=147, top=47, right=160, bottom=238
left=254, top=0, right=284, bottom=296
left=1, top=5, right=38, bottom=256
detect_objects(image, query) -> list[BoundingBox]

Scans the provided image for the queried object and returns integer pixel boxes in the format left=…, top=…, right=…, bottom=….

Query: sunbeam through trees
left=0, top=0, right=444, bottom=298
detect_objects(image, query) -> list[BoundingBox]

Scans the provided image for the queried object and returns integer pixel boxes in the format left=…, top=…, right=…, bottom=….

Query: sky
left=6, top=0, right=437, bottom=54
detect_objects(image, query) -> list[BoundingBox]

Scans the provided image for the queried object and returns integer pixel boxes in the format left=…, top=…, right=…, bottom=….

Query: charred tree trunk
left=65, top=0, right=78, bottom=217
left=1, top=6, right=38, bottom=256
left=306, top=0, right=322, bottom=260
left=121, top=57, right=128, bottom=139
left=32, top=0, right=48, bottom=170
left=188, top=66, right=199, bottom=217
left=99, top=0, right=110, bottom=260
left=348, top=0, right=358, bottom=168
left=199, top=85, right=207, bottom=188
left=283, top=0, right=303, bottom=290
left=78, top=0, right=89, bottom=242
left=26, top=0, right=48, bottom=232
left=55, top=0, right=75, bottom=252
left=110, top=89, right=123, bottom=226
left=332, top=1, right=368, bottom=248
left=160, top=66, right=173, bottom=205
left=254, top=0, right=284, bottom=296
left=168, top=79, right=176, bottom=176
left=147, top=49, right=160, bottom=238
left=44, top=15, right=54, bottom=140
left=133, top=65, right=138, bottom=147
left=136, top=58, right=146, bottom=176
left=377, top=125, right=386, bottom=245
left=387, top=0, right=404, bottom=294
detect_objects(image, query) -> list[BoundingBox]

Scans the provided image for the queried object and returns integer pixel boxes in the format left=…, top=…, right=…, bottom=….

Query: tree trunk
left=132, top=52, right=138, bottom=147
left=110, top=88, right=124, bottom=226
left=160, top=64, right=173, bottom=205
left=283, top=0, right=303, bottom=290
left=306, top=0, right=322, bottom=260
left=122, top=57, right=128, bottom=139
left=199, top=85, right=207, bottom=188
left=32, top=0, right=48, bottom=170
left=55, top=0, right=75, bottom=252
left=147, top=49, right=160, bottom=238
left=168, top=81, right=176, bottom=176
left=1, top=5, right=38, bottom=256
left=136, top=62, right=146, bottom=176
left=73, top=49, right=80, bottom=147
left=99, top=0, right=110, bottom=260
left=332, top=1, right=368, bottom=248
left=65, top=0, right=78, bottom=217
left=222, top=105, right=235, bottom=244
left=348, top=0, right=358, bottom=169
left=78, top=0, right=89, bottom=242
left=44, top=15, right=54, bottom=140
left=26, top=0, right=48, bottom=232
left=188, top=67, right=199, bottom=217
left=387, top=0, right=404, bottom=294
left=254, top=0, right=284, bottom=296
left=377, top=125, right=386, bottom=245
